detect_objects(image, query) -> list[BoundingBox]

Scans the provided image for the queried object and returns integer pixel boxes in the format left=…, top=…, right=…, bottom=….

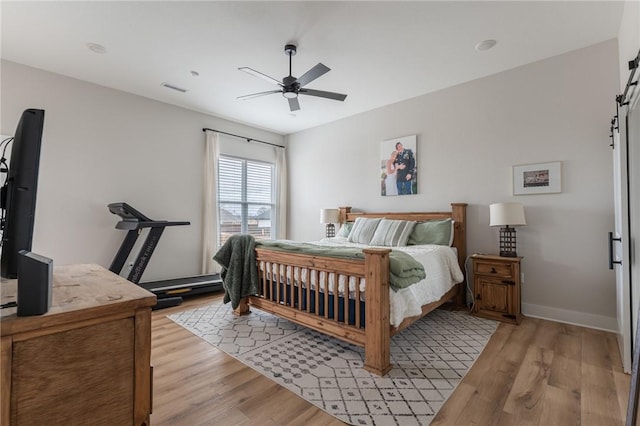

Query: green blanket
left=257, top=240, right=426, bottom=291
left=213, top=234, right=259, bottom=309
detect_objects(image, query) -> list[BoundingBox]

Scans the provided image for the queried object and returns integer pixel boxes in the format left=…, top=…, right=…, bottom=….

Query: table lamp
left=490, top=203, right=526, bottom=257
left=320, top=208, right=340, bottom=238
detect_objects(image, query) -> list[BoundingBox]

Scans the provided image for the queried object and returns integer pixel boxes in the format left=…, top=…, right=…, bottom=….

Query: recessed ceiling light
left=86, top=43, right=107, bottom=54
left=190, top=70, right=200, bottom=77
left=475, top=39, right=497, bottom=52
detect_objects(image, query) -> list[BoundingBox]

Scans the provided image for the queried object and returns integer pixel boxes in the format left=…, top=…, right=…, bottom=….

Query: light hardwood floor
left=150, top=293, right=630, bottom=425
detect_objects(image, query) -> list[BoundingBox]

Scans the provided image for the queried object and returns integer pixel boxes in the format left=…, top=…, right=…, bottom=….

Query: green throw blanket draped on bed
left=213, top=234, right=259, bottom=309
left=256, top=240, right=426, bottom=291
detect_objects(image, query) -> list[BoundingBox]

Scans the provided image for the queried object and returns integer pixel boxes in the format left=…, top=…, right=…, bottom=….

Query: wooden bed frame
left=235, top=203, right=467, bottom=376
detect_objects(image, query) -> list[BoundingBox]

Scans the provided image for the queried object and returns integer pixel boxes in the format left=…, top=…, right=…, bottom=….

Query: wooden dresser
left=1, top=264, right=156, bottom=426
left=471, top=254, right=523, bottom=324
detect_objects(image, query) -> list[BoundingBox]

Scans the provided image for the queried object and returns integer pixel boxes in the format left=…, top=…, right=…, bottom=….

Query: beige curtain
left=275, top=146, right=287, bottom=239
left=202, top=130, right=220, bottom=274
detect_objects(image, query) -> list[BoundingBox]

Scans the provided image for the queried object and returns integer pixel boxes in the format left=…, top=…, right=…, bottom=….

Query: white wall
left=0, top=60, right=284, bottom=281
left=617, top=0, right=639, bottom=93
left=287, top=40, right=620, bottom=330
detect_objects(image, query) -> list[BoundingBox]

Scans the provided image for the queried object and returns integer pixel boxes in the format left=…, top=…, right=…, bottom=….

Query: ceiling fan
left=237, top=44, right=347, bottom=112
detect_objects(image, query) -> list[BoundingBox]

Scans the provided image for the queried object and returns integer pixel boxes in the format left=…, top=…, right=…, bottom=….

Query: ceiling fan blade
left=288, top=97, right=300, bottom=112
left=296, top=63, right=330, bottom=87
left=237, top=90, right=282, bottom=100
left=238, top=67, right=283, bottom=87
left=299, top=88, right=347, bottom=101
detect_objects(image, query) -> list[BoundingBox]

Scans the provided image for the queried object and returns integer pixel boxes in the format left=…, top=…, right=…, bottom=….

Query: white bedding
left=261, top=236, right=464, bottom=328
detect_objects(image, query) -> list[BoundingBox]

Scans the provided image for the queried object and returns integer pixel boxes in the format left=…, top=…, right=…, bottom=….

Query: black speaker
left=17, top=250, right=53, bottom=316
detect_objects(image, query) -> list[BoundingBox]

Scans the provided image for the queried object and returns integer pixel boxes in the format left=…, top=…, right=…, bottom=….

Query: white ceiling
left=1, top=1, right=625, bottom=135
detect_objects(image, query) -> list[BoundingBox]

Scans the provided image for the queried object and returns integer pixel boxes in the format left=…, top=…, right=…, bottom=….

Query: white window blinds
left=217, top=156, right=274, bottom=246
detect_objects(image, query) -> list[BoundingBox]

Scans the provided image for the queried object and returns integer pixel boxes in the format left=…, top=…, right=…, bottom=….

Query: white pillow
left=348, top=217, right=381, bottom=245
left=369, top=219, right=416, bottom=247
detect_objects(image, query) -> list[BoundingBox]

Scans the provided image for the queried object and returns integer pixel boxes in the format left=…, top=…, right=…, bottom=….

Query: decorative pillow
left=407, top=218, right=454, bottom=246
left=369, top=219, right=416, bottom=247
left=348, top=217, right=382, bottom=245
left=336, top=222, right=354, bottom=238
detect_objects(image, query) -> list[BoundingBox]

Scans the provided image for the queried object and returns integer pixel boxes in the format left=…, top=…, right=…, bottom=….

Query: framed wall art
left=513, top=161, right=561, bottom=195
left=380, top=135, right=417, bottom=196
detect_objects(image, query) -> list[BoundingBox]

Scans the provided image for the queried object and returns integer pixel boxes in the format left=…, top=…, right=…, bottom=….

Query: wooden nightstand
left=471, top=254, right=522, bottom=324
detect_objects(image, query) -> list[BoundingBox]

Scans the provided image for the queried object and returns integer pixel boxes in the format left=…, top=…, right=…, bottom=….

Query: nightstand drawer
left=474, top=260, right=514, bottom=278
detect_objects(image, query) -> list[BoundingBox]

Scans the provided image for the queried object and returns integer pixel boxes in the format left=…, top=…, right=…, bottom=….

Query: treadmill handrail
left=115, top=220, right=190, bottom=231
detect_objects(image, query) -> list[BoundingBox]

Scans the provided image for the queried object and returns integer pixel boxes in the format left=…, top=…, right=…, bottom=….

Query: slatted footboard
left=241, top=247, right=393, bottom=376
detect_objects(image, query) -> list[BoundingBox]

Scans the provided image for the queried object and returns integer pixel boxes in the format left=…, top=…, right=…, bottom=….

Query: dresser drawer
left=474, top=260, right=514, bottom=278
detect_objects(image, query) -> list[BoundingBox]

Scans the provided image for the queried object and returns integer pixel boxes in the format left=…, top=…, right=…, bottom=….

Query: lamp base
left=499, top=226, right=518, bottom=258
left=325, top=223, right=336, bottom=238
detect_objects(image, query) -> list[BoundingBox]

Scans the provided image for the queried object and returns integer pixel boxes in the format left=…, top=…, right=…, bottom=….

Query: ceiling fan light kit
left=238, top=44, right=347, bottom=112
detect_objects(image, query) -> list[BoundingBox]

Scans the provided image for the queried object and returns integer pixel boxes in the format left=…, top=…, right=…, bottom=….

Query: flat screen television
left=1, top=109, right=45, bottom=279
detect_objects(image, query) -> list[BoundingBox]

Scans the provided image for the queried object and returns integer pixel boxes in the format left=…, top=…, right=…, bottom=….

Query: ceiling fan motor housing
left=282, top=75, right=299, bottom=98
left=283, top=75, right=298, bottom=87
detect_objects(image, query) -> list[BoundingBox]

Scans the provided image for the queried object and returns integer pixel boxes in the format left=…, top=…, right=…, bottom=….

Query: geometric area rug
left=169, top=302, right=497, bottom=426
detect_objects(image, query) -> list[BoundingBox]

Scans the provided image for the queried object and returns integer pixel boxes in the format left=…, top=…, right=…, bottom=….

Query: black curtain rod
left=202, top=128, right=285, bottom=149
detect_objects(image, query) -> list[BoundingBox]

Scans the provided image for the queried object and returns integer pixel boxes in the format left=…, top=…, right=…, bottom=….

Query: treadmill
left=108, top=202, right=223, bottom=309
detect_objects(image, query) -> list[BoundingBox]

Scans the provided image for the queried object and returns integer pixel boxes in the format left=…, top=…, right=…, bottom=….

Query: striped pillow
left=348, top=217, right=382, bottom=245
left=369, top=219, right=417, bottom=247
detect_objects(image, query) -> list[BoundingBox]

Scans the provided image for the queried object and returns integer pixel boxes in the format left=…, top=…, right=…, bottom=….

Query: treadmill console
left=108, top=202, right=152, bottom=222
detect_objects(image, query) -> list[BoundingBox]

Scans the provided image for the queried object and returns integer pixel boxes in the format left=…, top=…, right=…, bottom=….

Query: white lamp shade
left=320, top=208, right=340, bottom=224
left=489, top=203, right=526, bottom=227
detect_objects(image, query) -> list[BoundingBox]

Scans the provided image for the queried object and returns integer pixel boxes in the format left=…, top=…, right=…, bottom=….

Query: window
left=217, top=155, right=275, bottom=246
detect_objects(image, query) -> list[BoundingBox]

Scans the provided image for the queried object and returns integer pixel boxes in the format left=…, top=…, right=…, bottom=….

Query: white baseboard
left=522, top=303, right=617, bottom=333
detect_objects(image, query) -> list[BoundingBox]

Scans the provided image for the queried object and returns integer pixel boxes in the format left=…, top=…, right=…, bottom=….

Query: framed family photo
left=380, top=135, right=417, bottom=196
left=513, top=161, right=562, bottom=195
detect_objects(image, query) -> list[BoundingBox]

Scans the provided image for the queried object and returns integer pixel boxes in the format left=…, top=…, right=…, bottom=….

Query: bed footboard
left=247, top=247, right=392, bottom=375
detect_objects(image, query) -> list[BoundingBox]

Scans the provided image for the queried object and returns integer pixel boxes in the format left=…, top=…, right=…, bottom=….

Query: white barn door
left=614, top=73, right=639, bottom=374
left=613, top=111, right=632, bottom=373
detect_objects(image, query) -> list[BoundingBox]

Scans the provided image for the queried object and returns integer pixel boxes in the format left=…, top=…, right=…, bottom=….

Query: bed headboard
left=338, top=203, right=468, bottom=276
